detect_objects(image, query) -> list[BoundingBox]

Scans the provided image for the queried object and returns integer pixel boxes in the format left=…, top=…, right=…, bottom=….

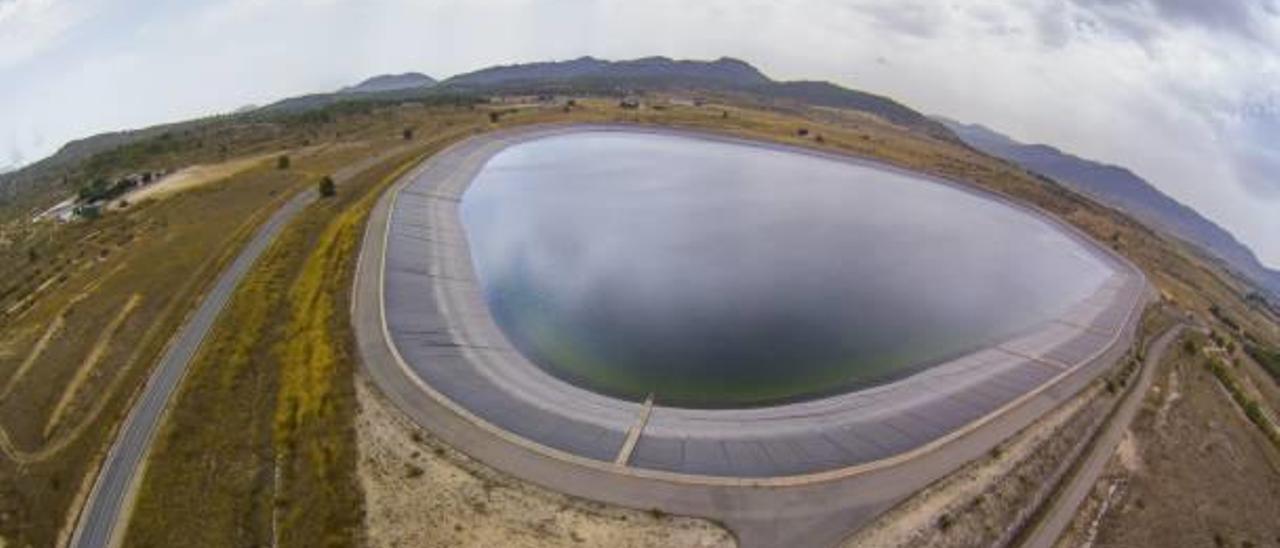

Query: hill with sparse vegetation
left=340, top=72, right=437, bottom=94
left=939, top=117, right=1280, bottom=302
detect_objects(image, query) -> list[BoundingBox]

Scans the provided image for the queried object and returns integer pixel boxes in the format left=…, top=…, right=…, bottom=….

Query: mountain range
left=442, top=55, right=768, bottom=89
left=257, top=56, right=954, bottom=139
left=939, top=118, right=1280, bottom=299
left=3, top=54, right=1276, bottom=302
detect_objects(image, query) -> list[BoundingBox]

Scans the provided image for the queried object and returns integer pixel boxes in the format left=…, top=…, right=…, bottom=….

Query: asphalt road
left=353, top=125, right=1155, bottom=547
left=69, top=147, right=413, bottom=548
left=1018, top=323, right=1186, bottom=548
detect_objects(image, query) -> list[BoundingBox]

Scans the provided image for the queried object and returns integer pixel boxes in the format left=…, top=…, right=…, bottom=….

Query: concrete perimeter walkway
left=353, top=124, right=1151, bottom=547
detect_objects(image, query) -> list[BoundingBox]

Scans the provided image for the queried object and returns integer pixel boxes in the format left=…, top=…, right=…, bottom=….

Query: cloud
left=0, top=0, right=95, bottom=69
left=850, top=1, right=949, bottom=38
left=1070, top=0, right=1280, bottom=47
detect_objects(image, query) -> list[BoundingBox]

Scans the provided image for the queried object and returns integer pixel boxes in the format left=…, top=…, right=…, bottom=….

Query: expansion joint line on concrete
left=1054, top=318, right=1114, bottom=337
left=995, top=346, right=1072, bottom=371
left=615, top=393, right=655, bottom=466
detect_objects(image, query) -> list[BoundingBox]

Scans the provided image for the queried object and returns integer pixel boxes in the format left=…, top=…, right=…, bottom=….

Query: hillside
left=0, top=120, right=203, bottom=211
left=939, top=117, right=1280, bottom=299
left=340, top=72, right=437, bottom=94
left=442, top=55, right=770, bottom=88
left=438, top=56, right=952, bottom=138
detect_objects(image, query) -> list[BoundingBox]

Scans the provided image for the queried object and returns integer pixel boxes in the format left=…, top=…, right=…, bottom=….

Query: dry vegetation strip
left=1205, top=355, right=1280, bottom=450
left=125, top=137, right=453, bottom=547
left=0, top=315, right=63, bottom=399
left=43, top=294, right=143, bottom=437
left=271, top=146, right=433, bottom=546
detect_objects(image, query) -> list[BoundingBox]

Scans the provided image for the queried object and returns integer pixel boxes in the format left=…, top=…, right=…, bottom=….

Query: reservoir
left=460, top=130, right=1113, bottom=407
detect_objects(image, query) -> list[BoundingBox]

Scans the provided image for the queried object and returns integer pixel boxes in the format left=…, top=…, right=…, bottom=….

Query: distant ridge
left=442, top=56, right=770, bottom=88
left=340, top=72, right=437, bottom=94
left=438, top=56, right=953, bottom=138
left=250, top=56, right=956, bottom=139
left=938, top=117, right=1280, bottom=299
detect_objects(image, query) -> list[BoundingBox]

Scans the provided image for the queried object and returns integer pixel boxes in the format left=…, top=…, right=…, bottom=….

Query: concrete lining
left=377, top=123, right=1149, bottom=480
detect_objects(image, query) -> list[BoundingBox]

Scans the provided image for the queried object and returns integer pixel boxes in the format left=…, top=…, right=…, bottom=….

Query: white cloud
left=0, top=0, right=95, bottom=69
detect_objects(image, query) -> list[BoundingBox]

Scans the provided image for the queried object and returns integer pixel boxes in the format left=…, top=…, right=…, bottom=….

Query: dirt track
left=1056, top=332, right=1280, bottom=548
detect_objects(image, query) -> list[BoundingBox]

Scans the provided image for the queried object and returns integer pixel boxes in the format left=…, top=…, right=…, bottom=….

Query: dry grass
left=355, top=379, right=733, bottom=548
left=0, top=106, right=446, bottom=546
left=1056, top=331, right=1280, bottom=548
left=125, top=123, right=468, bottom=547
left=113, top=153, right=275, bottom=204
left=42, top=293, right=142, bottom=437
left=0, top=162, right=308, bottom=547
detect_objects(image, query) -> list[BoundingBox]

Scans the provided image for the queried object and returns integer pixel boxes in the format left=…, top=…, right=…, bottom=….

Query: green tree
left=277, top=155, right=291, bottom=170
left=318, top=176, right=335, bottom=198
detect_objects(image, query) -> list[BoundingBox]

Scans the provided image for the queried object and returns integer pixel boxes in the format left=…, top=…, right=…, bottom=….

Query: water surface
left=461, top=131, right=1111, bottom=407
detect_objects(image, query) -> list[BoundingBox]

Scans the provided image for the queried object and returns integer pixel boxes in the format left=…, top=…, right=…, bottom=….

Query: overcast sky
left=1, top=0, right=1277, bottom=267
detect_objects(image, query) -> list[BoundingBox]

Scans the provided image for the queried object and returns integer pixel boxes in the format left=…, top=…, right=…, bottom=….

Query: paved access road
left=353, top=124, right=1154, bottom=548
left=70, top=146, right=414, bottom=548
left=1018, top=323, right=1186, bottom=548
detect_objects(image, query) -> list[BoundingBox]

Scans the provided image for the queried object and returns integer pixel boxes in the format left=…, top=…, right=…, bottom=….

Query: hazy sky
left=1, top=0, right=1278, bottom=267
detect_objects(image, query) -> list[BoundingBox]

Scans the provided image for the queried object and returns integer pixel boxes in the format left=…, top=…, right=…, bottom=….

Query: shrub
left=318, top=176, right=335, bottom=198
left=402, top=128, right=414, bottom=140
left=277, top=155, right=291, bottom=170
left=1245, top=343, right=1280, bottom=380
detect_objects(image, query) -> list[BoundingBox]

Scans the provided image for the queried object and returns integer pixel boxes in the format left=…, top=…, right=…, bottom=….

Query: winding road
left=69, top=146, right=413, bottom=548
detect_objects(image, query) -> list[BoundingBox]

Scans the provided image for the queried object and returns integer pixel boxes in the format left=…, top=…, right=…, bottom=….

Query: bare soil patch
left=114, top=153, right=276, bottom=204
left=355, top=379, right=734, bottom=548
left=1057, top=335, right=1280, bottom=548
left=844, top=380, right=1115, bottom=548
